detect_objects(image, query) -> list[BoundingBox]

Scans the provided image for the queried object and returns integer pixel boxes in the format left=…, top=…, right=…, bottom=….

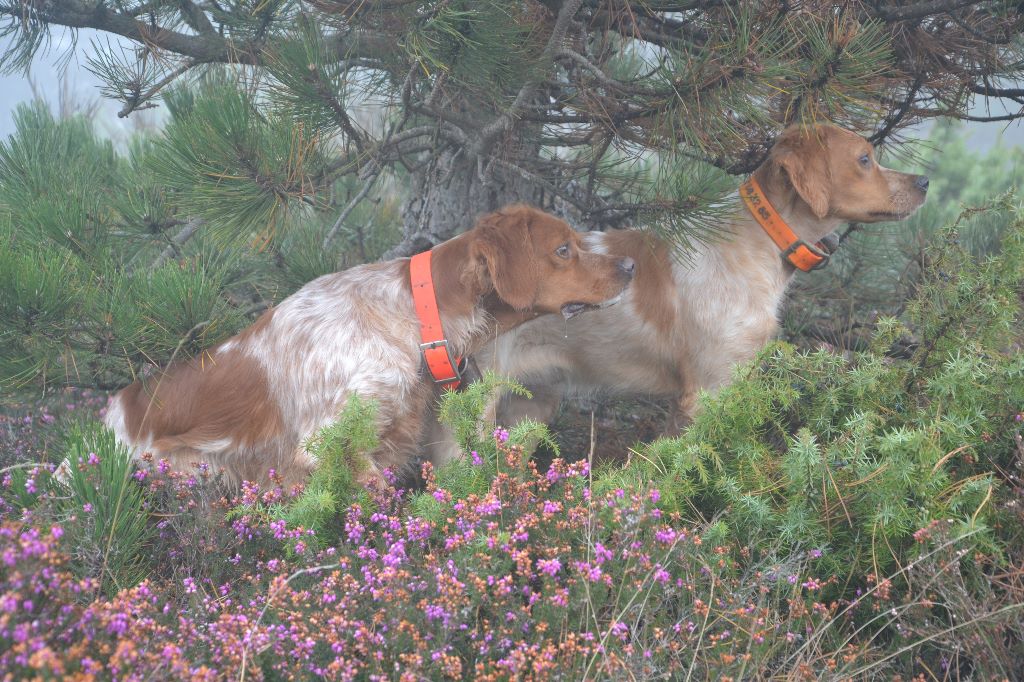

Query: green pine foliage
left=597, top=198, right=1024, bottom=584
left=397, top=1, right=544, bottom=101
left=149, top=79, right=331, bottom=244
left=0, top=98, right=401, bottom=393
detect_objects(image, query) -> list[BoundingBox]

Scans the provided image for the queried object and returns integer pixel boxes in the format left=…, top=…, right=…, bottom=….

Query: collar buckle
left=418, top=339, right=463, bottom=386
left=779, top=239, right=830, bottom=271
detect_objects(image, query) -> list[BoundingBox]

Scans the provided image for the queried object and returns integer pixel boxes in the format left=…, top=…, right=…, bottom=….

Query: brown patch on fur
left=770, top=128, right=833, bottom=218
left=118, top=309, right=287, bottom=479
left=600, top=229, right=676, bottom=336
left=470, top=208, right=540, bottom=310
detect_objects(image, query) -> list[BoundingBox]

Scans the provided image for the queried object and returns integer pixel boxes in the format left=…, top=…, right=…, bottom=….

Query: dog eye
left=555, top=243, right=571, bottom=259
left=859, top=153, right=871, bottom=167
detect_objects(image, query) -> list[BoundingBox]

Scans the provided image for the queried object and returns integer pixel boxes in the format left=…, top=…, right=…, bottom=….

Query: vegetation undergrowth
left=1, top=198, right=1023, bottom=679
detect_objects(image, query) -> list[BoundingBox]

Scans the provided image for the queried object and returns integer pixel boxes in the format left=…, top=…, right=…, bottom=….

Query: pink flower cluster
left=1, top=439, right=859, bottom=680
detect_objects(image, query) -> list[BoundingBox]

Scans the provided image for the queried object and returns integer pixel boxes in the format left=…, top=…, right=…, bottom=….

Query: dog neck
left=422, top=232, right=543, bottom=356
left=739, top=164, right=842, bottom=272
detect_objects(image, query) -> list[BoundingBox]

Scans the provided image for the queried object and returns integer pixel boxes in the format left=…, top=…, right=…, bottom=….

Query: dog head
left=768, top=124, right=928, bottom=223
left=469, top=205, right=635, bottom=319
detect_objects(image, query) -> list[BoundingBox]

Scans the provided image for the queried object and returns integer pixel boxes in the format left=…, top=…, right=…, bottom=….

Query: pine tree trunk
left=384, top=148, right=548, bottom=258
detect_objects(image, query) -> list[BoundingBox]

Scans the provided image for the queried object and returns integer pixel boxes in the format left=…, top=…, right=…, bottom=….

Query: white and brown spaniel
left=105, top=205, right=634, bottom=486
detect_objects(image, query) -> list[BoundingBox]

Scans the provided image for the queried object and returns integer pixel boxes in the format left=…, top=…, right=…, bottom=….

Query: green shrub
left=410, top=372, right=558, bottom=522
left=51, top=422, right=153, bottom=597
left=284, top=396, right=380, bottom=537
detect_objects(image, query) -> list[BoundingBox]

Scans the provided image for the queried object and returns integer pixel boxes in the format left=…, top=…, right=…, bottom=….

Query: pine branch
left=148, top=218, right=204, bottom=271
left=871, top=76, right=925, bottom=144
left=970, top=83, right=1024, bottom=99
left=472, top=0, right=583, bottom=157
left=556, top=48, right=662, bottom=97
left=0, top=0, right=394, bottom=65
left=176, top=0, right=216, bottom=35
left=322, top=165, right=380, bottom=250
left=872, top=0, right=982, bottom=21
left=117, top=59, right=197, bottom=118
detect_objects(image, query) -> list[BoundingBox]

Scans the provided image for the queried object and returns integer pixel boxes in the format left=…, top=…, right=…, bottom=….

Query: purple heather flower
left=537, top=558, right=561, bottom=576
left=493, top=427, right=509, bottom=443
left=87, top=452, right=100, bottom=466
left=470, top=450, right=482, bottom=465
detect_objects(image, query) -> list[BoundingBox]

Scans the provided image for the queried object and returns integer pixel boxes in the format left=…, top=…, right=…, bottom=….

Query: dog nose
left=618, top=257, right=636, bottom=278
left=916, top=175, right=929, bottom=191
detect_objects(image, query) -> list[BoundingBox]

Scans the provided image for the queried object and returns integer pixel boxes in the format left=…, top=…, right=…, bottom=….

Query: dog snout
left=618, top=257, right=636, bottom=279
left=915, top=175, right=929, bottom=192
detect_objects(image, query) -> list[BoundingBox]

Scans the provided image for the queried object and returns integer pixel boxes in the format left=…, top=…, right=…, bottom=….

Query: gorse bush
left=282, top=396, right=379, bottom=539
left=409, top=373, right=558, bottom=522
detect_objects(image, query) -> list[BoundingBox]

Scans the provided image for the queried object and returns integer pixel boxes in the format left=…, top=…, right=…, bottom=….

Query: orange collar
left=410, top=250, right=464, bottom=390
left=739, top=176, right=830, bottom=272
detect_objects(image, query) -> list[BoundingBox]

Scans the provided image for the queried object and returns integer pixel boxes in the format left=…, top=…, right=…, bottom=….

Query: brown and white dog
left=104, top=205, right=635, bottom=486
left=429, top=124, right=928, bottom=460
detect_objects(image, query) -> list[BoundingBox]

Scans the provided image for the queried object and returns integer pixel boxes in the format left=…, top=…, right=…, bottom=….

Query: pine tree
left=2, top=0, right=1024, bottom=389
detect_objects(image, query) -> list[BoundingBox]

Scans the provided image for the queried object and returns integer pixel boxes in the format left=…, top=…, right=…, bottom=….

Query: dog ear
left=471, top=208, right=538, bottom=310
left=773, top=131, right=831, bottom=219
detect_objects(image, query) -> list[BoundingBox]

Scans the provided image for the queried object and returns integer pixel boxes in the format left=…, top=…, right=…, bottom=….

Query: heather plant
left=410, top=373, right=558, bottom=521
left=1, top=419, right=153, bottom=597
left=5, top=433, right=1017, bottom=680
left=599, top=198, right=1024, bottom=588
